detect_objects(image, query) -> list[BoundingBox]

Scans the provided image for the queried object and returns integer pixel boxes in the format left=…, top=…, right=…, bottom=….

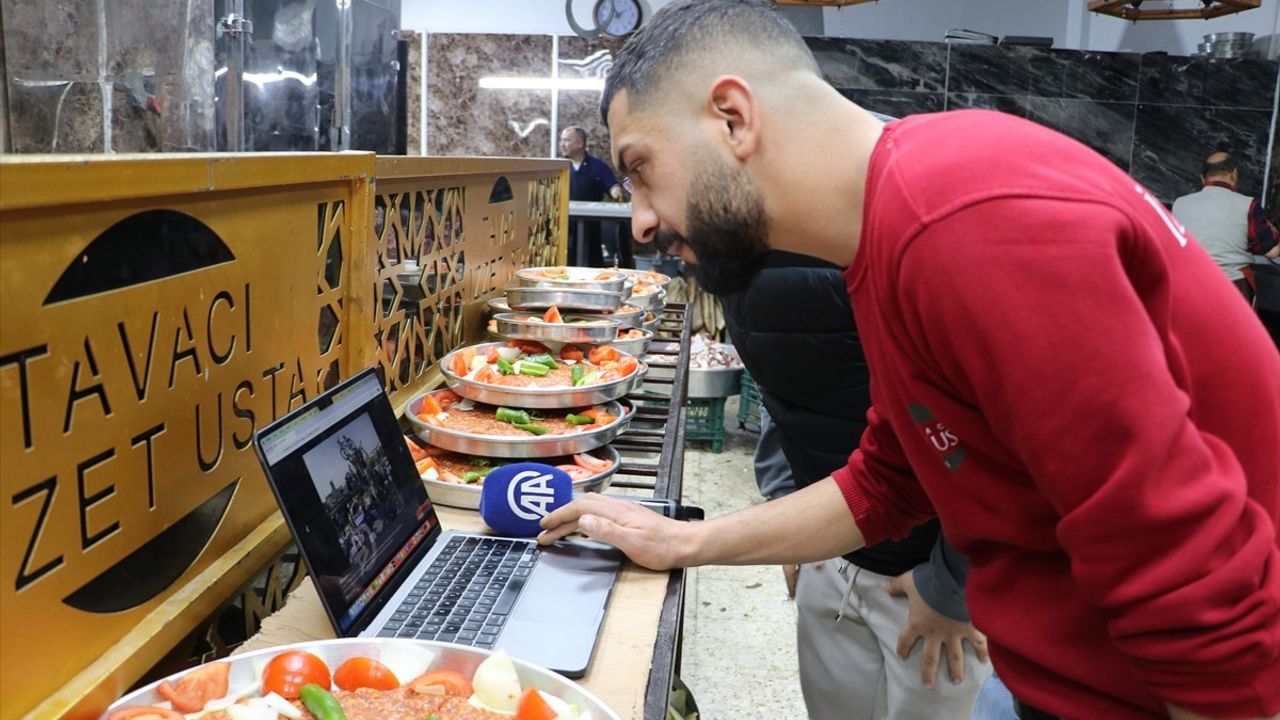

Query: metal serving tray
left=103, top=638, right=622, bottom=719
left=506, top=286, right=625, bottom=313
left=620, top=268, right=673, bottom=290
left=641, top=314, right=661, bottom=333
left=598, top=304, right=644, bottom=328
left=493, top=312, right=620, bottom=344
left=487, top=296, right=512, bottom=314
left=627, top=287, right=667, bottom=312
left=517, top=266, right=628, bottom=294
left=421, top=445, right=621, bottom=509
left=441, top=341, right=643, bottom=409
left=610, top=327, right=654, bottom=357
left=407, top=393, right=635, bottom=458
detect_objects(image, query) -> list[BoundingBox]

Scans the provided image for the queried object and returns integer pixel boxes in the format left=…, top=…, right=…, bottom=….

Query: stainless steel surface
left=332, top=0, right=352, bottom=150
left=1204, top=31, right=1254, bottom=43
left=627, top=287, right=667, bottom=312
left=687, top=366, right=744, bottom=398
left=423, top=446, right=621, bottom=509
left=598, top=304, right=644, bottom=328
left=517, top=267, right=629, bottom=294
left=641, top=315, right=662, bottom=333
left=488, top=296, right=513, bottom=313
left=408, top=396, right=635, bottom=458
left=611, top=328, right=654, bottom=357
left=494, top=312, right=620, bottom=344
left=104, top=638, right=622, bottom=720
left=619, top=268, right=673, bottom=290
left=506, top=286, right=625, bottom=312
left=218, top=0, right=252, bottom=152
left=440, top=342, right=645, bottom=409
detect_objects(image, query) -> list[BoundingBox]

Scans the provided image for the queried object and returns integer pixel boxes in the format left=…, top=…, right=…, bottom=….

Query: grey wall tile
left=1026, top=97, right=1136, bottom=171
left=1132, top=104, right=1272, bottom=204
left=1138, top=53, right=1279, bottom=109
left=838, top=88, right=943, bottom=118
left=947, top=44, right=1045, bottom=96
left=1, top=0, right=101, bottom=80
left=8, top=80, right=104, bottom=152
left=807, top=38, right=947, bottom=93
left=1060, top=50, right=1141, bottom=103
left=945, top=93, right=1031, bottom=117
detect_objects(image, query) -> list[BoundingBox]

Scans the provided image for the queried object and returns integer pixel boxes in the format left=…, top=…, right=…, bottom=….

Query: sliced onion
left=260, top=693, right=301, bottom=719
left=470, top=649, right=522, bottom=714
left=538, top=691, right=575, bottom=719
left=224, top=703, right=276, bottom=720
left=452, top=399, right=476, bottom=411
left=470, top=355, right=489, bottom=373
left=421, top=466, right=440, bottom=483
left=496, top=346, right=522, bottom=362
left=378, top=643, right=436, bottom=686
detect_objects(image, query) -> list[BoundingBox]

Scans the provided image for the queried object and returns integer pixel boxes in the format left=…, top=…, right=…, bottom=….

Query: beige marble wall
left=426, top=33, right=552, bottom=157
left=402, top=30, right=423, bottom=155
left=557, top=35, right=615, bottom=173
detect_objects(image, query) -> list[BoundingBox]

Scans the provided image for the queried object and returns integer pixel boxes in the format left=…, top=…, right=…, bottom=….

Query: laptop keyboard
left=377, top=536, right=539, bottom=648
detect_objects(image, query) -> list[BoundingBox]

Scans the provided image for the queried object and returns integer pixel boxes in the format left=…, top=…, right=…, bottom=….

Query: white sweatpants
left=796, top=559, right=991, bottom=720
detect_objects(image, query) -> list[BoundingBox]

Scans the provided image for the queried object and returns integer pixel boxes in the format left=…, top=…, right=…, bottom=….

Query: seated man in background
left=1173, top=151, right=1280, bottom=303
left=731, top=250, right=989, bottom=719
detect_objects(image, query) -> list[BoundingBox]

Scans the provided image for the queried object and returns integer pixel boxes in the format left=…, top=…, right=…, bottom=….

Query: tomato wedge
left=560, top=344, right=585, bottom=362
left=543, top=306, right=563, bottom=323
left=415, top=456, right=438, bottom=474
left=155, top=662, right=229, bottom=713
left=574, top=453, right=613, bottom=474
left=334, top=656, right=400, bottom=691
left=558, top=464, right=593, bottom=480
left=515, top=688, right=558, bottom=720
left=405, top=436, right=429, bottom=461
left=508, top=339, right=550, bottom=354
left=420, top=394, right=443, bottom=416
left=588, top=345, right=619, bottom=364
left=484, top=347, right=501, bottom=364
left=580, top=407, right=616, bottom=425
left=106, top=708, right=184, bottom=720
left=262, top=650, right=330, bottom=699
left=616, top=356, right=639, bottom=377
left=594, top=271, right=616, bottom=281
left=407, top=669, right=474, bottom=696
left=475, top=365, right=499, bottom=384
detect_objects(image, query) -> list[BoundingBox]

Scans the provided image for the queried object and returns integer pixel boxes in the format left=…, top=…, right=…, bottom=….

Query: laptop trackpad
left=510, top=541, right=622, bottom=624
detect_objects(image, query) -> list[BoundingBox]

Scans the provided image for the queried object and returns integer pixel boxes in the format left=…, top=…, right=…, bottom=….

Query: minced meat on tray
left=439, top=405, right=602, bottom=436
left=204, top=688, right=506, bottom=720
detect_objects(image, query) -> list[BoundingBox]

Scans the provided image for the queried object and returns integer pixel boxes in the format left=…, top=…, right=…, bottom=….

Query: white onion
left=453, top=399, right=476, bottom=411
left=469, top=649, right=522, bottom=714
left=496, top=346, right=522, bottom=362
left=470, top=355, right=489, bottom=373
left=260, top=693, right=301, bottom=719
left=421, top=466, right=440, bottom=483
left=378, top=643, right=436, bottom=687
left=225, top=703, right=276, bottom=720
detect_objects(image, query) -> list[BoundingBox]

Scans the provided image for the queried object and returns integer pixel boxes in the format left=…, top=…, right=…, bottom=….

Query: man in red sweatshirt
left=537, top=2, right=1280, bottom=719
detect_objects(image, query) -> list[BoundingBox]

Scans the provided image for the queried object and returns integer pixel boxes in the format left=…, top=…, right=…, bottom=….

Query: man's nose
left=630, top=194, right=658, bottom=245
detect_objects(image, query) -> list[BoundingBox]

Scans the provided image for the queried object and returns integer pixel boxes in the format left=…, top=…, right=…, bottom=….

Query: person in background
left=561, top=126, right=624, bottom=266
left=539, top=2, right=1280, bottom=719
left=735, top=251, right=990, bottom=720
left=1172, top=151, right=1280, bottom=302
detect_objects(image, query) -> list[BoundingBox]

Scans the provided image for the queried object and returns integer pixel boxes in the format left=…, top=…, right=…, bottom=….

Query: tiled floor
left=675, top=398, right=809, bottom=719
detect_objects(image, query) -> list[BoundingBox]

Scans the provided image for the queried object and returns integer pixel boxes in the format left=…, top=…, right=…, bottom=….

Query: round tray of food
left=620, top=268, right=673, bottom=291
left=492, top=308, right=620, bottom=344
left=439, top=341, right=643, bottom=408
left=484, top=327, right=655, bottom=362
left=101, top=637, right=621, bottom=720
left=407, top=387, right=634, bottom=457
left=505, top=286, right=625, bottom=313
left=626, top=285, right=666, bottom=312
left=595, top=303, right=644, bottom=328
left=487, top=296, right=512, bottom=314
left=516, top=266, right=628, bottom=294
left=640, top=312, right=661, bottom=333
left=405, top=437, right=620, bottom=509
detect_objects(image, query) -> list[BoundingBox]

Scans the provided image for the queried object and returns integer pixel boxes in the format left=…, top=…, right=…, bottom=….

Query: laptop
left=253, top=367, right=623, bottom=677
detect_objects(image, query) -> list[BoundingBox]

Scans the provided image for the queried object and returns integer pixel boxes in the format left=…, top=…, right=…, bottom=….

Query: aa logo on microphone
left=507, top=469, right=559, bottom=520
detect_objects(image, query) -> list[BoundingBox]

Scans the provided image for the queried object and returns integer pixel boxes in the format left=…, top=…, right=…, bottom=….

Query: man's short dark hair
left=1202, top=153, right=1238, bottom=177
left=601, top=0, right=818, bottom=125
left=565, top=126, right=587, bottom=144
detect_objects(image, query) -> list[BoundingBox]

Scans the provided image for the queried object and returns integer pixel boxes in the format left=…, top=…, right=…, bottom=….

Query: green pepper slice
left=565, top=413, right=594, bottom=425
left=526, top=353, right=560, bottom=369
left=300, top=684, right=348, bottom=720
left=513, top=422, right=549, bottom=436
left=461, top=470, right=489, bottom=484
left=496, top=407, right=533, bottom=425
left=496, top=358, right=515, bottom=375
left=518, top=362, right=550, bottom=377
left=571, top=364, right=585, bottom=386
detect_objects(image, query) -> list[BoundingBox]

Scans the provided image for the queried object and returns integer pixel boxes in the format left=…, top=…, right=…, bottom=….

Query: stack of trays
left=405, top=332, right=644, bottom=509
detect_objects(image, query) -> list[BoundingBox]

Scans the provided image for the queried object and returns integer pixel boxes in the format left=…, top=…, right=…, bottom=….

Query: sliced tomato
left=515, top=688, right=558, bottom=720
left=435, top=389, right=462, bottom=409
left=420, top=394, right=443, bottom=416
left=438, top=471, right=464, bottom=484
left=574, top=453, right=613, bottom=474
left=407, top=669, right=474, bottom=697
left=508, top=339, right=550, bottom=354
left=261, top=650, right=330, bottom=699
left=580, top=407, right=617, bottom=425
left=543, top=306, right=563, bottom=323
left=450, top=347, right=477, bottom=376
left=541, top=266, right=566, bottom=278
left=474, top=365, right=499, bottom=384
left=560, top=344, right=585, bottom=362
left=405, top=436, right=429, bottom=461
left=155, top=661, right=229, bottom=713
left=415, top=456, right=438, bottom=474
left=558, top=464, right=593, bottom=480
left=105, top=707, right=184, bottom=720
left=594, top=271, right=616, bottom=281
left=616, top=356, right=639, bottom=377
left=588, top=345, right=619, bottom=364
left=485, top=347, right=501, bottom=364
left=334, top=656, right=400, bottom=691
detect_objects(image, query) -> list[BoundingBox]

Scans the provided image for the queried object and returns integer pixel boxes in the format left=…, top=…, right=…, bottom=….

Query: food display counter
left=0, top=153, right=691, bottom=720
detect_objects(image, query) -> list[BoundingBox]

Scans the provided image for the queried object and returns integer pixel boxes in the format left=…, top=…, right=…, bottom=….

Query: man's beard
left=654, top=156, right=769, bottom=296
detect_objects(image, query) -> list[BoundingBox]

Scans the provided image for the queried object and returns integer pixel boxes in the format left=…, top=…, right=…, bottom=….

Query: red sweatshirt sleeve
left=833, top=404, right=936, bottom=546
left=896, top=198, right=1280, bottom=716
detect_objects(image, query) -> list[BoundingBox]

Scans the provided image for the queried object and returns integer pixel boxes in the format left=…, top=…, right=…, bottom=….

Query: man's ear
left=707, top=75, right=759, bottom=163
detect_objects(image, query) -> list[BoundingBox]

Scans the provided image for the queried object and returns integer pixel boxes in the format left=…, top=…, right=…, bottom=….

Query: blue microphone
left=479, top=463, right=574, bottom=537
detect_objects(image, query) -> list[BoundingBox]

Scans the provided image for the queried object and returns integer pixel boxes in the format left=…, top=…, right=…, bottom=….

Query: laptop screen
left=256, top=369, right=441, bottom=634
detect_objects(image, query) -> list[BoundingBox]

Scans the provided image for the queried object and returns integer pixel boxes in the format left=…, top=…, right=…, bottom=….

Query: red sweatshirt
left=833, top=110, right=1280, bottom=719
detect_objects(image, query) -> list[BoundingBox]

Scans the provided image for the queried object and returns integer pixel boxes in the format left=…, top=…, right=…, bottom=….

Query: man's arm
left=901, top=198, right=1280, bottom=719
left=1246, top=198, right=1279, bottom=255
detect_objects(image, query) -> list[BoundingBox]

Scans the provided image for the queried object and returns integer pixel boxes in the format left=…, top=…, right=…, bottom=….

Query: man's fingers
left=920, top=639, right=942, bottom=689
left=536, top=520, right=578, bottom=546
left=947, top=637, right=966, bottom=685
left=970, top=631, right=991, bottom=664
left=883, top=576, right=905, bottom=597
left=896, top=627, right=919, bottom=661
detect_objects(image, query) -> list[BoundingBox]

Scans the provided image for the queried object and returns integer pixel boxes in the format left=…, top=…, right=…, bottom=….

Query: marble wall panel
left=1, top=0, right=100, bottom=80
left=806, top=38, right=947, bottom=93
left=1026, top=98, right=1136, bottom=170
left=947, top=44, right=1052, bottom=97
left=427, top=33, right=551, bottom=157
left=1139, top=54, right=1277, bottom=109
left=1059, top=50, right=1141, bottom=102
left=7, top=80, right=105, bottom=152
left=403, top=31, right=423, bottom=154
left=1132, top=104, right=1273, bottom=204
left=838, top=88, right=943, bottom=118
left=945, top=93, right=1031, bottom=117
left=558, top=35, right=613, bottom=169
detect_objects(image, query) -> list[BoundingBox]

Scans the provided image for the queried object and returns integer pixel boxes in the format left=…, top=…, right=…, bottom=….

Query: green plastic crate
left=685, top=397, right=727, bottom=453
left=737, top=371, right=762, bottom=432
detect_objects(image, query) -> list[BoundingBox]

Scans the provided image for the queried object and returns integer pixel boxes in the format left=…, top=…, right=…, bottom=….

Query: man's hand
left=538, top=493, right=692, bottom=570
left=884, top=570, right=989, bottom=689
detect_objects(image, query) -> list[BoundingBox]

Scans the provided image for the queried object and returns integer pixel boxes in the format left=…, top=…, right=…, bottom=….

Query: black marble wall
left=807, top=38, right=1279, bottom=206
